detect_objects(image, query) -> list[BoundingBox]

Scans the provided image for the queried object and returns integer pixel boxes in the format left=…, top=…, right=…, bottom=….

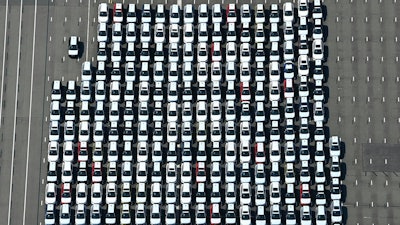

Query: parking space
left=324, top=0, right=400, bottom=224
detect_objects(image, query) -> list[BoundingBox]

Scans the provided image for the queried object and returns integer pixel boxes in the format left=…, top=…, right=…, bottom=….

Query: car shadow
left=77, top=41, right=85, bottom=59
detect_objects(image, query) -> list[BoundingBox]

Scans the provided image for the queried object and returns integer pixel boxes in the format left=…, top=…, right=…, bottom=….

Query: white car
left=68, top=36, right=78, bottom=57
left=226, top=22, right=237, bottom=42
left=313, top=39, right=324, bottom=60
left=255, top=23, right=265, bottom=43
left=197, top=42, right=208, bottom=63
left=269, top=81, right=280, bottom=101
left=97, top=22, right=108, bottom=42
left=45, top=183, right=56, bottom=204
left=211, top=42, right=222, bottom=62
left=135, top=204, right=146, bottom=225
left=298, top=55, right=310, bottom=76
left=301, top=206, right=312, bottom=225
left=120, top=204, right=131, bottom=224
left=283, top=2, right=294, bottom=23
left=240, top=43, right=252, bottom=63
left=284, top=40, right=295, bottom=61
left=141, top=4, right=152, bottom=23
left=125, top=42, right=136, bottom=62
left=329, top=136, right=342, bottom=157
left=240, top=4, right=251, bottom=24
left=298, top=0, right=309, bottom=17
left=49, top=121, right=60, bottom=142
left=170, top=4, right=181, bottom=24
left=240, top=182, right=252, bottom=205
left=270, top=4, right=280, bottom=23
left=111, top=42, right=121, bottom=62
left=331, top=200, right=343, bottom=224
left=91, top=183, right=102, bottom=204
left=314, top=101, right=325, bottom=122
left=270, top=141, right=281, bottom=162
left=169, top=23, right=181, bottom=44
left=126, top=4, right=137, bottom=23
left=270, top=182, right=281, bottom=205
left=212, top=4, right=223, bottom=23
left=59, top=204, right=71, bottom=225
left=112, top=22, right=123, bottom=42
left=284, top=21, right=295, bottom=41
left=140, top=23, right=151, bottom=43
left=313, top=0, right=323, bottom=19
left=184, top=4, right=195, bottom=24
left=198, top=4, right=208, bottom=23
left=183, top=23, right=194, bottom=43
left=299, top=16, right=308, bottom=36
left=255, top=4, right=265, bottom=23
left=226, top=4, right=237, bottom=23
left=126, top=23, right=137, bottom=43
left=241, top=23, right=251, bottom=43
left=97, top=3, right=109, bottom=23
left=313, top=19, right=324, bottom=40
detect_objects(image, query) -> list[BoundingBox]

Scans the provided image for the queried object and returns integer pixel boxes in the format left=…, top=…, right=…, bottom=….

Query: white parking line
left=0, top=0, right=9, bottom=128
left=8, top=0, right=23, bottom=225
left=22, top=1, right=37, bottom=224
left=86, top=0, right=91, bottom=60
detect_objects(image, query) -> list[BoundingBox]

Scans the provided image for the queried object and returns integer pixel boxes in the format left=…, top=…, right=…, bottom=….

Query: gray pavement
left=1, top=0, right=400, bottom=224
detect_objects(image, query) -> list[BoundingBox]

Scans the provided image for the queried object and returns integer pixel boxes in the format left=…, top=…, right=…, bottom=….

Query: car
left=196, top=161, right=207, bottom=183
left=314, top=101, right=325, bottom=122
left=255, top=23, right=265, bottom=43
left=313, top=39, right=324, bottom=60
left=153, top=23, right=166, bottom=43
left=183, top=43, right=194, bottom=62
left=225, top=100, right=236, bottom=121
left=269, top=23, right=280, bottom=43
left=284, top=79, right=295, bottom=99
left=240, top=121, right=251, bottom=142
left=225, top=182, right=236, bottom=204
left=94, top=81, right=106, bottom=102
left=270, top=101, right=280, bottom=121
left=179, top=204, right=191, bottom=224
left=74, top=204, right=86, bottom=225
left=170, top=4, right=181, bottom=24
left=49, top=100, right=61, bottom=122
left=107, top=161, right=118, bottom=182
left=75, top=183, right=88, bottom=204
left=316, top=186, right=327, bottom=206
left=284, top=21, right=295, bottom=41
left=313, top=86, right=325, bottom=102
left=316, top=205, right=328, bottom=225
left=112, top=22, right=123, bottom=42
left=226, top=22, right=237, bottom=42
left=270, top=204, right=282, bottom=225
left=270, top=4, right=280, bottom=23
left=125, top=3, right=137, bottom=23
left=329, top=136, right=342, bottom=157
left=97, top=22, right=108, bottom=43
left=331, top=178, right=342, bottom=200
left=300, top=183, right=311, bottom=205
left=47, top=141, right=59, bottom=163
left=299, top=80, right=309, bottom=98
left=134, top=182, right=146, bottom=204
left=150, top=204, right=162, bottom=225
left=112, top=3, right=123, bottom=22
left=48, top=120, right=60, bottom=142
left=183, top=4, right=194, bottom=24
left=255, top=163, right=266, bottom=184
left=150, top=183, right=162, bottom=204
left=313, top=0, right=323, bottom=19
left=197, top=22, right=208, bottom=43
left=269, top=81, right=280, bottom=101
left=210, top=203, right=222, bottom=224
left=140, top=23, right=151, bottom=43
left=239, top=205, right=251, bottom=225
left=45, top=183, right=56, bottom=204
left=225, top=142, right=237, bottom=163
left=140, top=3, right=151, bottom=23
left=91, top=183, right=102, bottom=205
left=51, top=80, right=62, bottom=101
left=135, top=203, right=146, bottom=225
left=121, top=162, right=132, bottom=183
left=284, top=40, right=295, bottom=61
left=298, top=55, right=310, bottom=76
left=196, top=182, right=207, bottom=204
left=270, top=141, right=281, bottom=162
left=169, top=42, right=180, bottom=63
left=59, top=204, right=71, bottom=225
left=120, top=183, right=131, bottom=204
left=313, top=19, right=324, bottom=40
left=226, top=4, right=237, bottom=23
left=241, top=22, right=251, bottom=43
left=283, top=2, right=294, bottom=23
left=212, top=3, right=222, bottom=23
left=331, top=159, right=342, bottom=178
left=299, top=16, right=308, bottom=36
left=255, top=4, right=265, bottom=23
left=120, top=204, right=131, bottom=224
left=126, top=22, right=137, bottom=43
left=105, top=182, right=117, bottom=204
left=195, top=43, right=208, bottom=65
left=111, top=42, right=121, bottom=62
left=90, top=204, right=101, bottom=225
left=181, top=182, right=192, bottom=204
left=285, top=183, right=296, bottom=205
left=300, top=205, right=312, bottom=225
left=240, top=182, right=252, bottom=205
left=299, top=121, right=310, bottom=141
left=68, top=36, right=79, bottom=57
left=183, top=23, right=194, bottom=44
left=97, top=3, right=108, bottom=23
left=169, top=23, right=181, bottom=44
left=270, top=181, right=281, bottom=204
left=298, top=0, right=309, bottom=17
left=331, top=200, right=343, bottom=224
left=165, top=204, right=177, bottom=225
left=240, top=43, right=252, bottom=63
left=225, top=42, right=237, bottom=63
left=269, top=41, right=280, bottom=62
left=198, top=4, right=208, bottom=23
left=285, top=204, right=296, bottom=225
left=211, top=42, right=222, bottom=62
left=195, top=204, right=207, bottom=224
left=125, top=42, right=136, bottom=63
left=255, top=43, right=265, bottom=62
